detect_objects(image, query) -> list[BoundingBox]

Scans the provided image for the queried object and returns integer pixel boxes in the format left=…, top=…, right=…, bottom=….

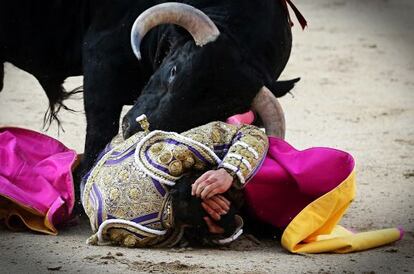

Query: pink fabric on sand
left=245, top=137, right=355, bottom=229
left=0, top=127, right=76, bottom=228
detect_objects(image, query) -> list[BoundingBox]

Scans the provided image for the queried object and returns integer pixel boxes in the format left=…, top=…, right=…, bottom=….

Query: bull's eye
left=169, top=66, right=177, bottom=83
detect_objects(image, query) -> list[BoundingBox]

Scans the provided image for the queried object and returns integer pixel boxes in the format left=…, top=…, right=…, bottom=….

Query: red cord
left=280, top=0, right=308, bottom=30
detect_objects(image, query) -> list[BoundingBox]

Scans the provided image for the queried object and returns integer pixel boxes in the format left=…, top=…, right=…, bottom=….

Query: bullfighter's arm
left=182, top=121, right=268, bottom=189
left=214, top=123, right=269, bottom=188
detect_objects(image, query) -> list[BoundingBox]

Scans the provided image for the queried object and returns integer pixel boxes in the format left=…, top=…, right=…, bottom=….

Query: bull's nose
left=121, top=117, right=133, bottom=140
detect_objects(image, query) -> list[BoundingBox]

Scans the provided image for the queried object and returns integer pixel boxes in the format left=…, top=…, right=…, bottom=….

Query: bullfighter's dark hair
left=171, top=171, right=239, bottom=246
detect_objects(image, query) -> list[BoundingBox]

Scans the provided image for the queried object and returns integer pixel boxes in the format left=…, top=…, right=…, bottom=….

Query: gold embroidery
left=118, top=169, right=129, bottom=181
left=168, top=160, right=183, bottom=176
left=158, top=151, right=173, bottom=164
left=109, top=188, right=120, bottom=201
left=109, top=229, right=123, bottom=242
left=183, top=155, right=195, bottom=169
left=212, top=128, right=221, bottom=143
left=123, top=234, right=137, bottom=247
left=128, top=188, right=140, bottom=200
left=194, top=161, right=206, bottom=170
left=172, top=145, right=189, bottom=160
left=82, top=130, right=173, bottom=247
left=150, top=143, right=164, bottom=154
left=135, top=130, right=220, bottom=184
left=217, top=123, right=268, bottom=186
left=83, top=121, right=268, bottom=248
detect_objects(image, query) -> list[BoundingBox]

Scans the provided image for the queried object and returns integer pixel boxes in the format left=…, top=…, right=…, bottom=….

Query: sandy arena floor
left=0, top=0, right=413, bottom=273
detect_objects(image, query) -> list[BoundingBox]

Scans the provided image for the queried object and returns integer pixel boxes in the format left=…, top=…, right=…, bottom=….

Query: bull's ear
left=266, top=77, right=300, bottom=98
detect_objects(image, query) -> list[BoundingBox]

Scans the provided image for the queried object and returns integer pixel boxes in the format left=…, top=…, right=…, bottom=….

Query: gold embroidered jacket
left=180, top=122, right=269, bottom=188
left=82, top=121, right=268, bottom=247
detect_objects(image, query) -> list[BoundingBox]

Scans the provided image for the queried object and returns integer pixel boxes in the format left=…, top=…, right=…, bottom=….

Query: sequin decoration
left=83, top=121, right=268, bottom=248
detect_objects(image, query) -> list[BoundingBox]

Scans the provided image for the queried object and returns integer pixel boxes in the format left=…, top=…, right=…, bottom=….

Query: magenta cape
left=245, top=137, right=403, bottom=253
left=245, top=136, right=355, bottom=229
left=0, top=127, right=77, bottom=235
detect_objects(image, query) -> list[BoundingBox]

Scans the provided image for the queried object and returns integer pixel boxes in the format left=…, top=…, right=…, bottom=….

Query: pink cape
left=245, top=137, right=355, bottom=229
left=0, top=127, right=77, bottom=234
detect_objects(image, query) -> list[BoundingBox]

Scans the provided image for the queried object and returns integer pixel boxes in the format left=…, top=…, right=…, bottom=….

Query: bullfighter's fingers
left=192, top=173, right=209, bottom=195
left=201, top=202, right=221, bottom=221
left=203, top=197, right=227, bottom=214
left=192, top=171, right=213, bottom=195
left=214, top=195, right=231, bottom=207
left=194, top=181, right=209, bottom=197
left=193, top=170, right=214, bottom=186
left=195, top=178, right=217, bottom=197
left=205, top=187, right=224, bottom=200
left=203, top=217, right=224, bottom=234
left=200, top=182, right=221, bottom=200
left=210, top=196, right=230, bottom=212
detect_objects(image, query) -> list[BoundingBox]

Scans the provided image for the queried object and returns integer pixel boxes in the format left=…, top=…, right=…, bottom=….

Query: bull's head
left=122, top=3, right=287, bottom=139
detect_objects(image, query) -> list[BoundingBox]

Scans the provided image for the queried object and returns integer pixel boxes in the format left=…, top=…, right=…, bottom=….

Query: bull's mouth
left=122, top=114, right=141, bottom=139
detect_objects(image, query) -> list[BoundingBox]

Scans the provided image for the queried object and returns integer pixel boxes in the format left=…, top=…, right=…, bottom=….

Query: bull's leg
left=80, top=74, right=123, bottom=174
left=79, top=56, right=139, bottom=179
left=82, top=97, right=122, bottom=172
left=76, top=25, right=141, bottom=213
left=73, top=75, right=123, bottom=212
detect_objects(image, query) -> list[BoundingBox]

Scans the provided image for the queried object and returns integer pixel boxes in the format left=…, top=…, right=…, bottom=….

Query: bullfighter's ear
left=267, top=77, right=300, bottom=98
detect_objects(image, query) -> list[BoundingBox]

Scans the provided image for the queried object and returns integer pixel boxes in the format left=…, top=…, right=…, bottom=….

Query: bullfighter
left=81, top=115, right=403, bottom=252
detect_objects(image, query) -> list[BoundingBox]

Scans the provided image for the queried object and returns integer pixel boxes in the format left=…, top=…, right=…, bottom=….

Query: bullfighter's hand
left=201, top=195, right=231, bottom=221
left=203, top=216, right=225, bottom=234
left=191, top=169, right=233, bottom=199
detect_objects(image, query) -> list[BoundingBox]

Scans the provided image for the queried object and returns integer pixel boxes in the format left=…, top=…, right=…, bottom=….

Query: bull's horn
left=131, top=2, right=220, bottom=60
left=252, top=86, right=286, bottom=139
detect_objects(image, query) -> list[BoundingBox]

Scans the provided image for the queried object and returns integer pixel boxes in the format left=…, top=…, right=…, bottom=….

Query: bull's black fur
left=0, top=0, right=295, bottom=184
left=0, top=62, right=4, bottom=91
left=41, top=81, right=83, bottom=130
left=270, top=77, right=301, bottom=97
left=0, top=1, right=88, bottom=127
left=172, top=172, right=239, bottom=246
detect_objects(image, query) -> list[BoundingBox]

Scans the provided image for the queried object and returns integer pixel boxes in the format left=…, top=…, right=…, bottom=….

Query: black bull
left=0, top=0, right=296, bottom=178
